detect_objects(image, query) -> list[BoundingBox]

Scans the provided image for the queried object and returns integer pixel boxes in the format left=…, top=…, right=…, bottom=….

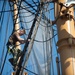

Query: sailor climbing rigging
left=6, top=29, right=30, bottom=66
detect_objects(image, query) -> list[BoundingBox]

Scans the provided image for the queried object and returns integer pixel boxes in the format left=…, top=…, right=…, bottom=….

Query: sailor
left=7, top=29, right=30, bottom=66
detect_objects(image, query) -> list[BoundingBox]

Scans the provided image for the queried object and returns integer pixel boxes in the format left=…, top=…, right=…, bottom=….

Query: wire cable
left=25, top=68, right=38, bottom=75
left=32, top=0, right=38, bottom=7
left=34, top=34, right=57, bottom=43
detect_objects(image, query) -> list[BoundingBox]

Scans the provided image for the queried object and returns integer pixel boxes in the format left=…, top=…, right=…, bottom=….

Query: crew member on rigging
left=7, top=29, right=30, bottom=66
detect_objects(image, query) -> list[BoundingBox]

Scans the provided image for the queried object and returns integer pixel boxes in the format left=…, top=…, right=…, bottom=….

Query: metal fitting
left=60, top=9, right=73, bottom=19
left=64, top=1, right=75, bottom=8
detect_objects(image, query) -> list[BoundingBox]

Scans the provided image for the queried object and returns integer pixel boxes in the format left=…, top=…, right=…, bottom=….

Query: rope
left=34, top=34, right=57, bottom=43
left=23, top=67, right=38, bottom=75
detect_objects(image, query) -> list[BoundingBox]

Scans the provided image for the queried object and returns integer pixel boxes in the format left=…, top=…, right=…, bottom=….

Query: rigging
left=0, top=0, right=58, bottom=75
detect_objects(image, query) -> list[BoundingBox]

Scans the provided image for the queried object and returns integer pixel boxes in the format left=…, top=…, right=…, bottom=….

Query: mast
left=13, top=0, right=21, bottom=50
left=54, top=0, right=75, bottom=75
